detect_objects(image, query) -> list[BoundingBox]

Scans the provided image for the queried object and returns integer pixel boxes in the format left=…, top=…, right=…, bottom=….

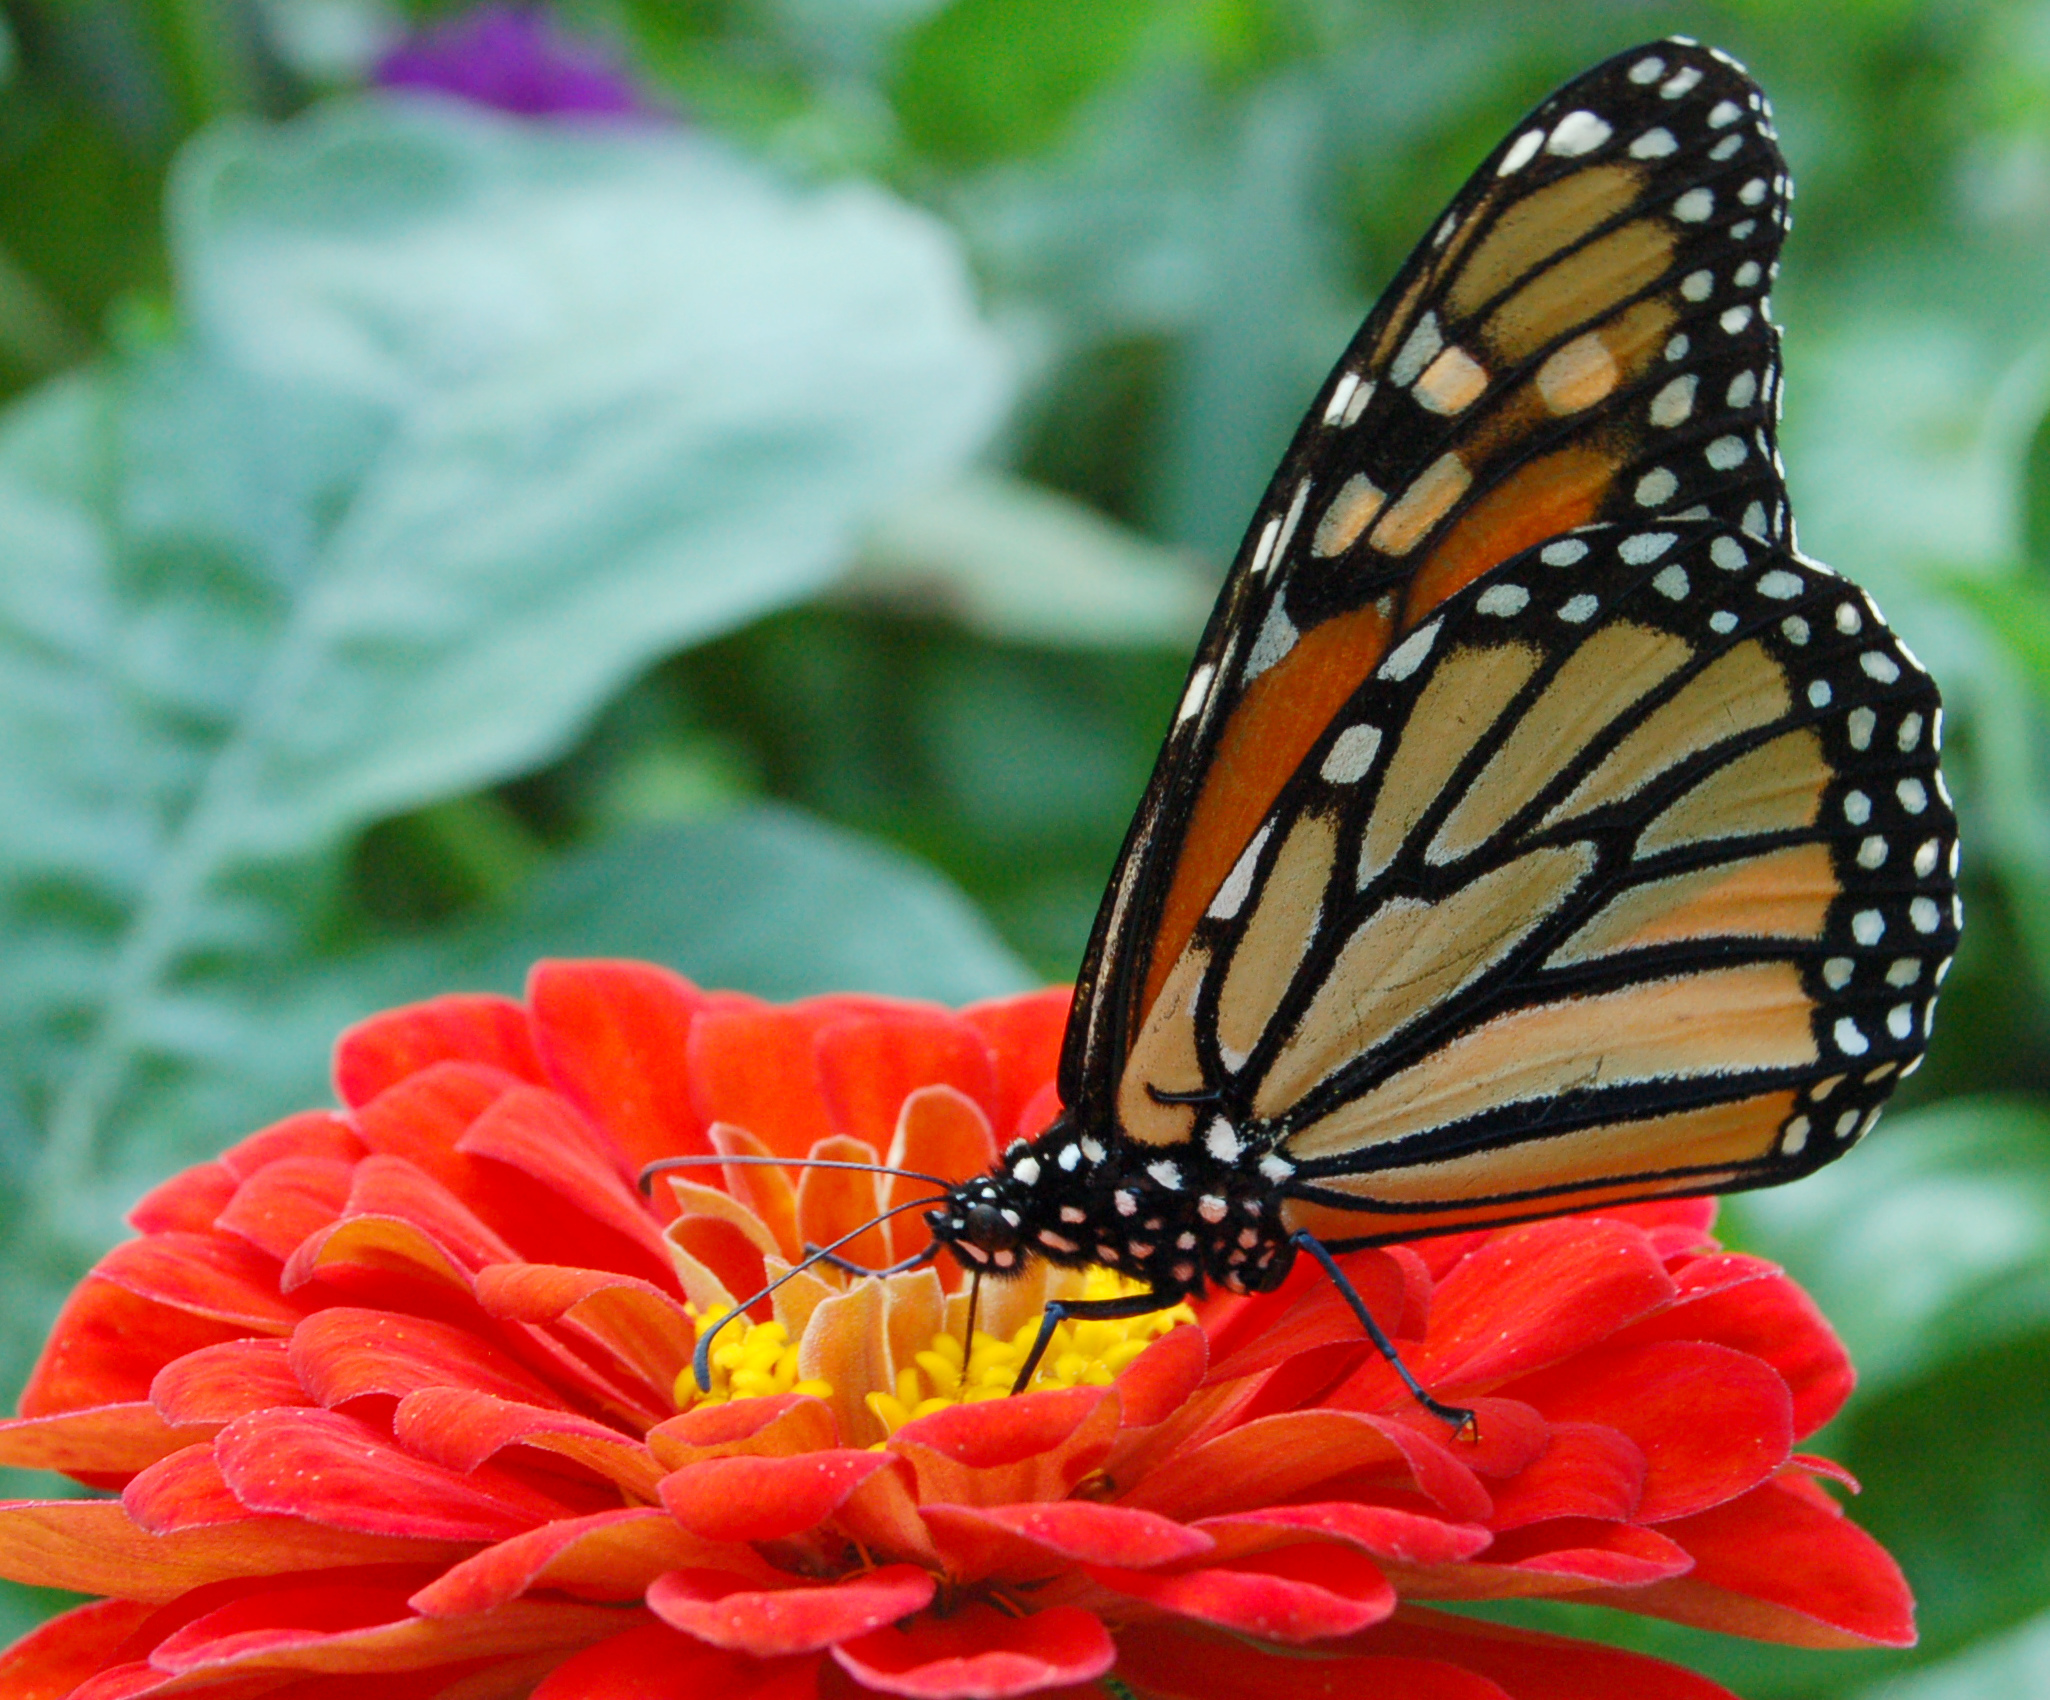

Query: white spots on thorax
left=1910, top=896, right=1941, bottom=935
left=1057, top=1142, right=1082, bottom=1172
left=1114, top=1189, right=1138, bottom=1216
left=1861, top=651, right=1902, bottom=685
left=1653, top=564, right=1690, bottom=600
left=1734, top=260, right=1762, bottom=290
left=1198, top=1194, right=1229, bottom=1224
left=1390, top=313, right=1444, bottom=388
left=1844, top=790, right=1872, bottom=825
left=1823, top=956, right=1854, bottom=989
left=1897, top=711, right=1924, bottom=750
left=1709, top=99, right=1743, bottom=127
left=1320, top=723, right=1384, bottom=785
left=1726, top=370, right=1758, bottom=409
left=1210, top=821, right=1274, bottom=920
left=1721, top=305, right=1755, bottom=334
left=1619, top=530, right=1676, bottom=565
left=1059, top=1205, right=1086, bottom=1224
left=1650, top=374, right=1697, bottom=427
left=1011, top=1154, right=1042, bottom=1186
left=1558, top=593, right=1600, bottom=623
left=1244, top=596, right=1299, bottom=683
left=1710, top=535, right=1748, bottom=572
left=1781, top=615, right=1809, bottom=644
left=1755, top=569, right=1802, bottom=600
left=1834, top=1017, right=1870, bottom=1057
left=1477, top=582, right=1531, bottom=617
left=1739, top=177, right=1770, bottom=206
left=1081, top=1136, right=1105, bottom=1164
left=1322, top=370, right=1374, bottom=428
left=1635, top=466, right=1679, bottom=506
left=1631, top=127, right=1679, bottom=159
left=1706, top=435, right=1749, bottom=470
left=1852, top=908, right=1885, bottom=946
left=1807, top=680, right=1832, bottom=708
left=1547, top=110, right=1613, bottom=156
left=1147, top=1159, right=1183, bottom=1190
left=1258, top=1152, right=1295, bottom=1181
left=1847, top=707, right=1876, bottom=750
left=1177, top=662, right=1215, bottom=725
left=1378, top=619, right=1443, bottom=681
left=1629, top=55, right=1666, bottom=84
left=1499, top=130, right=1546, bottom=175
left=1541, top=537, right=1589, bottom=566
left=1662, top=66, right=1704, bottom=99
left=1897, top=777, right=1928, bottom=815
left=1038, top=1229, right=1078, bottom=1253
left=1673, top=188, right=1715, bottom=224
left=1858, top=836, right=1889, bottom=869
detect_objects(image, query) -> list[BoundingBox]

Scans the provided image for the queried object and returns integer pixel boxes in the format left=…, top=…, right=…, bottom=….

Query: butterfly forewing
left=1064, top=39, right=1802, bottom=1124
left=1124, top=520, right=1956, bottom=1242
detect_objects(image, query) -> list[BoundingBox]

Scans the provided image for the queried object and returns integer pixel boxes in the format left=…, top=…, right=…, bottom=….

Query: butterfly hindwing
left=1117, top=520, right=1956, bottom=1242
left=1064, top=38, right=1800, bottom=1124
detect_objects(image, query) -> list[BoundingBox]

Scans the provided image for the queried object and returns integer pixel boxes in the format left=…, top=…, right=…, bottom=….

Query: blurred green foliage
left=0, top=2, right=2047, bottom=1695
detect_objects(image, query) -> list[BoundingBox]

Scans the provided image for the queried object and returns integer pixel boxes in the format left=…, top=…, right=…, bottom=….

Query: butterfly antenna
left=690, top=1193, right=948, bottom=1393
left=640, top=1153, right=957, bottom=1195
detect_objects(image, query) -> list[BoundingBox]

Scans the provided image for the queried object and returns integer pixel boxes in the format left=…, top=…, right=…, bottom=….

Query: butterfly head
left=925, top=1174, right=1030, bottom=1273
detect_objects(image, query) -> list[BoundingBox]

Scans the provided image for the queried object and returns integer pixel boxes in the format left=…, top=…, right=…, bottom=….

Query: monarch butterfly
left=669, top=36, right=1959, bottom=1421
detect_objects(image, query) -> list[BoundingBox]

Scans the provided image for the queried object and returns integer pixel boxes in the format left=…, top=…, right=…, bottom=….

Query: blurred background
left=0, top=0, right=2045, bottom=1694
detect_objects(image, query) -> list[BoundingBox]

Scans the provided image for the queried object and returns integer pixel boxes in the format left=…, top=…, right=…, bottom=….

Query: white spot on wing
left=1390, top=313, right=1445, bottom=388
left=1209, top=822, right=1274, bottom=919
left=1377, top=620, right=1442, bottom=681
left=1547, top=110, right=1613, bottom=156
left=1476, top=582, right=1530, bottom=616
left=1176, top=662, right=1215, bottom=724
left=1320, top=724, right=1383, bottom=785
left=1498, top=130, right=1545, bottom=175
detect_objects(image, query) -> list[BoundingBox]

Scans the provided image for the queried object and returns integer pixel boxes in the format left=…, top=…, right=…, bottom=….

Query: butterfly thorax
left=924, top=1114, right=1296, bottom=1298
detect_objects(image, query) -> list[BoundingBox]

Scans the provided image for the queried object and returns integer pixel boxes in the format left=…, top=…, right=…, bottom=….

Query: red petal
left=473, top=1263, right=696, bottom=1399
left=213, top=1156, right=354, bottom=1262
left=881, top=1087, right=998, bottom=1262
left=91, top=1233, right=305, bottom=1334
left=1123, top=1410, right=1416, bottom=1522
left=1009, top=1082, right=1062, bottom=1146
left=125, top=1164, right=236, bottom=1235
left=392, top=1387, right=661, bottom=1497
left=889, top=1391, right=1118, bottom=1509
left=648, top=1394, right=841, bottom=1467
left=150, top=1339, right=308, bottom=1425
left=1203, top=1250, right=1412, bottom=1385
left=351, top=1064, right=519, bottom=1202
left=650, top=1564, right=935, bottom=1656
left=215, top=1407, right=572, bottom=1540
left=1483, top=1422, right=1645, bottom=1530
left=797, top=1136, right=893, bottom=1273
left=288, top=1307, right=567, bottom=1409
left=218, top=1108, right=366, bottom=1179
left=335, top=995, right=545, bottom=1108
left=527, top=960, right=712, bottom=1182
left=833, top=1604, right=1114, bottom=1699
left=1090, top=1543, right=1396, bottom=1642
left=958, top=989, right=1069, bottom=1144
left=1113, top=1621, right=1510, bottom=1700
left=1593, top=1198, right=1720, bottom=1242
left=1610, top=1254, right=1854, bottom=1440
left=1115, top=1324, right=1207, bottom=1428
left=815, top=1009, right=995, bottom=1156
left=1326, top=1606, right=1745, bottom=1700
left=20, top=1279, right=252, bottom=1417
left=0, top=1499, right=464, bottom=1601
left=687, top=1004, right=838, bottom=1158
left=456, top=1084, right=678, bottom=1287
left=532, top=1622, right=781, bottom=1700
left=1196, top=1503, right=1492, bottom=1567
left=0, top=1597, right=155, bottom=1698
left=1505, top=1340, right=1791, bottom=1522
left=660, top=1450, right=895, bottom=1542
left=1420, top=1220, right=1675, bottom=1389
left=1598, top=1476, right=1915, bottom=1648
left=1459, top=1519, right=1694, bottom=1590
left=414, top=1508, right=767, bottom=1615
left=332, top=1152, right=520, bottom=1270
left=122, top=1444, right=245, bottom=1532
left=0, top=1404, right=212, bottom=1478
left=922, top=1502, right=1209, bottom=1582
left=707, top=1123, right=803, bottom=1263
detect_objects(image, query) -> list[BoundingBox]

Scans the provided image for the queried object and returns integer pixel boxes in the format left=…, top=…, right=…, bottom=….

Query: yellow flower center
left=676, top=1267, right=1195, bottom=1432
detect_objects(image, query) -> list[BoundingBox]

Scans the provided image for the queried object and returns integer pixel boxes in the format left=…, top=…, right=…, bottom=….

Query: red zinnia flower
left=0, top=961, right=1913, bottom=1700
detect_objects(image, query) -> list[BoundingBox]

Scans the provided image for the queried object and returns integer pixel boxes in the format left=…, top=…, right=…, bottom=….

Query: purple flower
left=375, top=4, right=654, bottom=121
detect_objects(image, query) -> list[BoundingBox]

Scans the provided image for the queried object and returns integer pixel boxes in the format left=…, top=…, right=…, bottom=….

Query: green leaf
left=846, top=471, right=1211, bottom=648
left=0, top=99, right=1011, bottom=1222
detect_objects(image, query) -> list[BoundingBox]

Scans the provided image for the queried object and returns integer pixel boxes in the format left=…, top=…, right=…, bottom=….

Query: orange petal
left=392, top=1387, right=662, bottom=1499
left=335, top=994, right=546, bottom=1109
left=0, top=1404, right=213, bottom=1479
left=19, top=1280, right=249, bottom=1419
left=289, top=1308, right=569, bottom=1410
left=0, top=1597, right=155, bottom=1698
left=796, top=1137, right=891, bottom=1276
left=150, top=1339, right=308, bottom=1425
left=815, top=1010, right=994, bottom=1154
left=888, top=1389, right=1119, bottom=1510
left=213, top=1156, right=353, bottom=1262
left=959, top=988, right=1070, bottom=1144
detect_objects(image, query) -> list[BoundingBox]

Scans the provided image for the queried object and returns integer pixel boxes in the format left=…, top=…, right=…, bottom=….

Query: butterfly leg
left=1010, top=1287, right=1180, bottom=1395
left=799, top=1242, right=941, bottom=1278
left=1289, top=1230, right=1477, bottom=1439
